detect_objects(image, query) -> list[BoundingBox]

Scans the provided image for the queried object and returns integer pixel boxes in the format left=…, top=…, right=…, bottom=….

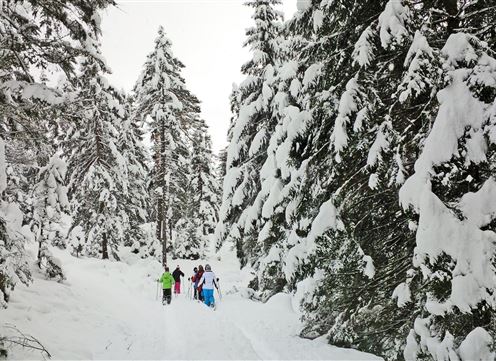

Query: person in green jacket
left=159, top=266, right=174, bottom=305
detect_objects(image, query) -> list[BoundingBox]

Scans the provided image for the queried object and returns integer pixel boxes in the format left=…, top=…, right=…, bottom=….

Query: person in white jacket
left=197, top=264, right=218, bottom=307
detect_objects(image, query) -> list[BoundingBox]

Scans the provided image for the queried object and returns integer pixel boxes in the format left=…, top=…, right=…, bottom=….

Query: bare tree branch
left=1, top=324, right=51, bottom=359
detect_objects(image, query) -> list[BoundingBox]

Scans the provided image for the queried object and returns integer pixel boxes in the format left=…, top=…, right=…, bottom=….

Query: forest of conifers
left=1, top=1, right=496, bottom=360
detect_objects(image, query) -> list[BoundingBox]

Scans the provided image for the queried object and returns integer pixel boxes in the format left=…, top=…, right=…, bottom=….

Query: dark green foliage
left=219, top=0, right=496, bottom=360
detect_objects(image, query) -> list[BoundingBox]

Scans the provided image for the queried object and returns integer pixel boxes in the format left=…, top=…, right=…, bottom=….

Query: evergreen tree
left=0, top=137, right=30, bottom=307
left=295, top=2, right=418, bottom=359
left=220, top=0, right=496, bottom=360
left=218, top=0, right=283, bottom=266
left=32, top=154, right=69, bottom=281
left=248, top=17, right=313, bottom=296
left=397, top=3, right=496, bottom=359
left=186, top=119, right=220, bottom=258
left=278, top=1, right=439, bottom=358
left=65, top=58, right=127, bottom=260
left=117, top=96, right=153, bottom=257
left=134, top=26, right=200, bottom=265
left=0, top=0, right=115, bottom=306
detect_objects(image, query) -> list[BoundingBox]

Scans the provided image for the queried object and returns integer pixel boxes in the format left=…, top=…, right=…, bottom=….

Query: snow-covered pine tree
left=168, top=90, right=205, bottom=261
left=65, top=57, right=127, bottom=260
left=397, top=2, right=496, bottom=360
left=218, top=0, right=283, bottom=267
left=0, top=137, right=30, bottom=307
left=32, top=154, right=69, bottom=280
left=134, top=26, right=201, bottom=265
left=256, top=1, right=380, bottom=349
left=280, top=0, right=496, bottom=360
left=239, top=0, right=423, bottom=357
left=215, top=85, right=239, bottom=252
left=247, top=4, right=321, bottom=297
left=0, top=0, right=115, bottom=306
left=117, top=95, right=153, bottom=257
left=282, top=1, right=435, bottom=358
left=221, top=0, right=330, bottom=298
left=184, top=118, right=220, bottom=258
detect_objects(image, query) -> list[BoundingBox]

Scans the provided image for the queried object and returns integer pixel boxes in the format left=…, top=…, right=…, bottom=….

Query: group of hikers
left=158, top=264, right=219, bottom=308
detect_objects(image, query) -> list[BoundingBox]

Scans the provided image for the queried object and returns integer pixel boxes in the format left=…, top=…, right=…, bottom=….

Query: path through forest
left=2, top=246, right=381, bottom=360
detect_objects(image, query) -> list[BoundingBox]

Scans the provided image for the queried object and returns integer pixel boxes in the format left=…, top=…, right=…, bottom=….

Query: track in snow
left=2, top=248, right=381, bottom=360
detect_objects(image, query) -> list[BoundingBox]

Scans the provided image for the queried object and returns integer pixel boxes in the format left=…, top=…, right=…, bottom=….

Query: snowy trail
left=160, top=297, right=264, bottom=359
left=1, top=247, right=382, bottom=360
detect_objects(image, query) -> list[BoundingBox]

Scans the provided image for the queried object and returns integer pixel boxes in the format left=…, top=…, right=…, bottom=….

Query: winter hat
left=205, top=264, right=211, bottom=271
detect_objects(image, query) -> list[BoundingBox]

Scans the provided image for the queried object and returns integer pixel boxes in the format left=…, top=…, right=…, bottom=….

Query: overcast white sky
left=101, top=0, right=297, bottom=153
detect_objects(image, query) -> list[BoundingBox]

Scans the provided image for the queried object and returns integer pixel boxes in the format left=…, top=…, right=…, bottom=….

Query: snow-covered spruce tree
left=283, top=1, right=496, bottom=360
left=295, top=0, right=420, bottom=356
left=214, top=85, right=238, bottom=252
left=397, top=5, right=496, bottom=360
left=32, top=154, right=69, bottom=280
left=0, top=137, right=30, bottom=307
left=117, top=95, right=153, bottom=257
left=65, top=57, right=127, bottom=260
left=218, top=0, right=283, bottom=267
left=0, top=0, right=115, bottom=305
left=239, top=0, right=421, bottom=357
left=246, top=2, right=325, bottom=297
left=168, top=95, right=207, bottom=261
left=181, top=118, right=220, bottom=258
left=134, top=26, right=200, bottom=265
left=261, top=1, right=386, bottom=349
left=283, top=1, right=443, bottom=358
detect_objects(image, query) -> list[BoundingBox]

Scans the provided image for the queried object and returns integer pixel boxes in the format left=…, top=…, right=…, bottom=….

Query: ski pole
left=216, top=278, right=222, bottom=301
left=156, top=280, right=159, bottom=301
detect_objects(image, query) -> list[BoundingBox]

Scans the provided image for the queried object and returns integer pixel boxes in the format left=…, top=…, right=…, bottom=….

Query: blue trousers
left=203, top=289, right=214, bottom=306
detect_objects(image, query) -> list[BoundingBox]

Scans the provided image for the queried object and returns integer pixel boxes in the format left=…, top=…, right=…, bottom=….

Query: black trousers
left=162, top=288, right=171, bottom=304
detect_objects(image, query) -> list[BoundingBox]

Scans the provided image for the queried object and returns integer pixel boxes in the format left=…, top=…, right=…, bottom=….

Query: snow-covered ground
left=1, top=246, right=381, bottom=360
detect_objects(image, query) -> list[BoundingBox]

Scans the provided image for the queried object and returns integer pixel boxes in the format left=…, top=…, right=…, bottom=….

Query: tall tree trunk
left=442, top=0, right=459, bottom=35
left=37, top=223, right=43, bottom=268
left=0, top=273, right=7, bottom=303
left=164, top=171, right=171, bottom=266
left=37, top=240, right=43, bottom=268
left=166, top=207, right=168, bottom=266
left=102, top=232, right=109, bottom=259
left=157, top=121, right=168, bottom=267
left=159, top=194, right=167, bottom=266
